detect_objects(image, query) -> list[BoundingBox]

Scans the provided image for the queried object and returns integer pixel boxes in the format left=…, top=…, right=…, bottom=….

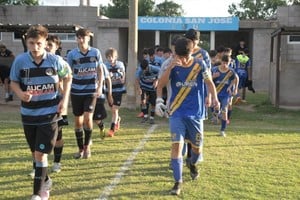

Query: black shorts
left=23, top=122, right=58, bottom=154
left=141, top=90, right=156, bottom=106
left=0, top=65, right=11, bottom=83
left=71, top=94, right=97, bottom=116
left=93, top=98, right=107, bottom=120
left=112, top=92, right=123, bottom=107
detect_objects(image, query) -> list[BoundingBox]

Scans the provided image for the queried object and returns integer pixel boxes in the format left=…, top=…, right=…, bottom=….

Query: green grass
left=0, top=92, right=300, bottom=200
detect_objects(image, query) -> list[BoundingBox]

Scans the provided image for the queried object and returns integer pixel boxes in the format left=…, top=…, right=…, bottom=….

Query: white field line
left=96, top=124, right=158, bottom=200
left=0, top=120, right=21, bottom=124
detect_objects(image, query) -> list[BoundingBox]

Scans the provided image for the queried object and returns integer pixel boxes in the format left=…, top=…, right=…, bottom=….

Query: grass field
left=0, top=92, right=299, bottom=200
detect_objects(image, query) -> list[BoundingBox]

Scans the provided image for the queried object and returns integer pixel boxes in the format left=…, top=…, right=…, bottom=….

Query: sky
left=40, top=0, right=242, bottom=17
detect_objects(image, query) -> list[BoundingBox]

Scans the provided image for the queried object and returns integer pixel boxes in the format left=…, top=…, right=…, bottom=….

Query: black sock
left=54, top=146, right=63, bottom=163
left=84, top=128, right=92, bottom=146
left=110, top=122, right=115, bottom=131
left=75, top=129, right=84, bottom=150
left=187, top=143, right=192, bottom=158
left=33, top=166, right=47, bottom=195
left=98, top=121, right=104, bottom=130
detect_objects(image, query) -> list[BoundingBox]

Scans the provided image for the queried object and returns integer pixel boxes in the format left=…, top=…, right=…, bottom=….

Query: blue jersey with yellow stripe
left=10, top=51, right=70, bottom=125
left=169, top=58, right=208, bottom=118
left=212, top=66, right=236, bottom=97
left=67, top=47, right=102, bottom=95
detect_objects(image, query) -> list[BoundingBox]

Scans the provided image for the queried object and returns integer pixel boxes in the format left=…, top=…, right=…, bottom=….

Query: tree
left=0, top=0, right=38, bottom=5
left=99, top=0, right=183, bottom=18
left=228, top=0, right=287, bottom=20
left=154, top=0, right=184, bottom=16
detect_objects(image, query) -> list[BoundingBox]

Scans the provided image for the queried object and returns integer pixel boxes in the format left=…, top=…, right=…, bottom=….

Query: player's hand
left=155, top=97, right=167, bottom=117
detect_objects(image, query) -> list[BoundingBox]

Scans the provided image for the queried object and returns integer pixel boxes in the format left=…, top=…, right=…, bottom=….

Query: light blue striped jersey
left=67, top=47, right=103, bottom=95
left=136, top=64, right=160, bottom=91
left=105, top=60, right=126, bottom=93
left=10, top=51, right=70, bottom=125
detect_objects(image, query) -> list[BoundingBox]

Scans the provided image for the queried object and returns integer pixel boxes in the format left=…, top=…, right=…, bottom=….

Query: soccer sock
left=84, top=128, right=92, bottom=146
left=32, top=160, right=36, bottom=170
left=191, top=150, right=201, bottom=165
left=53, top=146, right=63, bottom=163
left=98, top=121, right=104, bottom=130
left=227, top=110, right=232, bottom=119
left=171, top=158, right=183, bottom=183
left=150, top=109, right=155, bottom=117
left=33, top=161, right=48, bottom=195
left=75, top=129, right=84, bottom=150
left=187, top=143, right=192, bottom=158
left=221, top=119, right=227, bottom=131
left=110, top=122, right=115, bottom=131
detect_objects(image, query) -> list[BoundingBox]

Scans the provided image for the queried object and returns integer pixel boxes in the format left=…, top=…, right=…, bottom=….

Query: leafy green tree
left=99, top=0, right=183, bottom=18
left=287, top=0, right=300, bottom=4
left=154, top=0, right=184, bottom=16
left=228, top=0, right=287, bottom=19
left=0, top=0, right=38, bottom=5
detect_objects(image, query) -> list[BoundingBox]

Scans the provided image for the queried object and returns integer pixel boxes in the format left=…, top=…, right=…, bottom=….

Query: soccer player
left=211, top=54, right=239, bottom=137
left=104, top=48, right=126, bottom=137
left=233, top=48, right=254, bottom=104
left=156, top=37, right=219, bottom=195
left=184, top=29, right=212, bottom=167
left=0, top=43, right=15, bottom=102
left=45, top=35, right=71, bottom=172
left=67, top=28, right=104, bottom=159
left=135, top=59, right=160, bottom=124
left=9, top=25, right=72, bottom=200
left=93, top=62, right=113, bottom=139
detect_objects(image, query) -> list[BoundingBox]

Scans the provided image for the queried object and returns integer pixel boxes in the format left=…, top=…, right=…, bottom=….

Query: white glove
left=155, top=97, right=167, bottom=117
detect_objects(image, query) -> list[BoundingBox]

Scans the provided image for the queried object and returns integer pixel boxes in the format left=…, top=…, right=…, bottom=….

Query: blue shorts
left=219, top=96, right=230, bottom=111
left=169, top=116, right=204, bottom=149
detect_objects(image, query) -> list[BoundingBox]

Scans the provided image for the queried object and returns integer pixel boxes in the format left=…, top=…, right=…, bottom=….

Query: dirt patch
left=235, top=104, right=255, bottom=112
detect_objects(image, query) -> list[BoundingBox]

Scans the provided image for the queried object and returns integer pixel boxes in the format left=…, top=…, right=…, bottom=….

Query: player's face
left=106, top=53, right=117, bottom=65
left=77, top=35, right=90, bottom=49
left=46, top=41, right=58, bottom=54
left=27, top=36, right=47, bottom=58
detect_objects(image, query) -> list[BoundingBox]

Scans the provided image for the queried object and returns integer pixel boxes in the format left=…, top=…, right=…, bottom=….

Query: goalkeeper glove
left=155, top=97, right=167, bottom=117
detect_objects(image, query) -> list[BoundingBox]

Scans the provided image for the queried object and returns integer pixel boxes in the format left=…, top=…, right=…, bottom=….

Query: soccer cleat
left=28, top=169, right=35, bottom=179
left=31, top=195, right=41, bottom=200
left=137, top=112, right=144, bottom=118
left=107, top=129, right=115, bottom=137
left=140, top=117, right=148, bottom=123
left=74, top=150, right=84, bottom=159
left=115, top=117, right=121, bottom=131
left=220, top=131, right=226, bottom=137
left=170, top=182, right=182, bottom=195
left=40, top=178, right=52, bottom=200
left=52, top=162, right=61, bottom=173
left=190, top=163, right=200, bottom=180
left=83, top=145, right=91, bottom=159
left=149, top=118, right=155, bottom=124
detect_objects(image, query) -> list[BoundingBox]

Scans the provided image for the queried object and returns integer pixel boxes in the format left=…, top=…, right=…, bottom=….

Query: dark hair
left=148, top=48, right=155, bottom=56
left=184, top=29, right=200, bottom=41
left=47, top=35, right=61, bottom=47
left=175, top=37, right=193, bottom=57
left=216, top=45, right=225, bottom=53
left=76, top=28, right=91, bottom=37
left=171, top=35, right=181, bottom=46
left=140, top=59, right=149, bottom=70
left=26, top=25, right=48, bottom=39
left=163, top=47, right=172, bottom=54
left=221, top=54, right=230, bottom=63
left=209, top=49, right=218, bottom=57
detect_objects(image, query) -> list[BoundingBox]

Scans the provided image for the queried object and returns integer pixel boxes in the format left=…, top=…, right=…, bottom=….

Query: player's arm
left=96, top=63, right=104, bottom=97
left=203, top=69, right=220, bottom=109
left=58, top=60, right=72, bottom=114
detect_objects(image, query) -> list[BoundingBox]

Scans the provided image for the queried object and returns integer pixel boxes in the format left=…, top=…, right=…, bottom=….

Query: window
left=288, top=35, right=300, bottom=44
left=55, top=33, right=76, bottom=42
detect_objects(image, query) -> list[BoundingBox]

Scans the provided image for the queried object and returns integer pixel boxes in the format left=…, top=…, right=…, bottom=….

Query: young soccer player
left=211, top=54, right=239, bottom=137
left=156, top=37, right=219, bottom=195
left=67, top=28, right=104, bottom=159
left=46, top=35, right=71, bottom=172
left=10, top=25, right=72, bottom=200
left=104, top=48, right=126, bottom=137
left=135, top=59, right=160, bottom=124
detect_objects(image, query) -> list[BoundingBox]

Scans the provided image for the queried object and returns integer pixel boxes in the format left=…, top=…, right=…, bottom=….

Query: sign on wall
left=138, top=17, right=239, bottom=31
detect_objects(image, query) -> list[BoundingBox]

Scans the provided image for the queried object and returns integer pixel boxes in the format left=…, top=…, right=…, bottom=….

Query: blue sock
left=221, top=119, right=227, bottom=131
left=171, top=158, right=183, bottom=182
